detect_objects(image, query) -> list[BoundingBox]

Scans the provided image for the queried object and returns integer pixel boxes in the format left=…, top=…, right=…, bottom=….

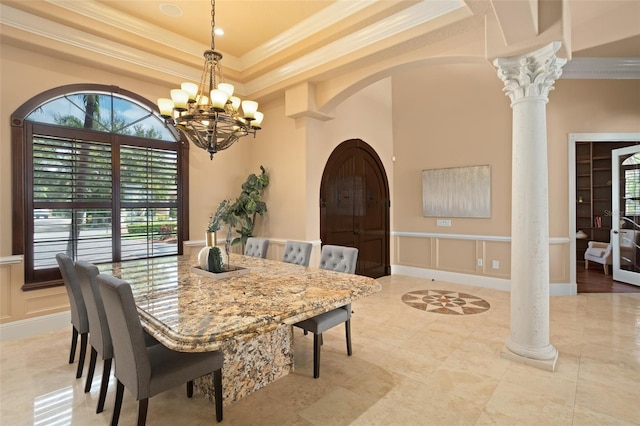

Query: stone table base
left=195, top=324, right=294, bottom=405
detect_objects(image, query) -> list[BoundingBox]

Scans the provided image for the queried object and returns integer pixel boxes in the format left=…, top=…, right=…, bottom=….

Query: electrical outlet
left=492, top=260, right=499, bottom=269
left=477, top=259, right=483, bottom=267
left=436, top=219, right=451, bottom=227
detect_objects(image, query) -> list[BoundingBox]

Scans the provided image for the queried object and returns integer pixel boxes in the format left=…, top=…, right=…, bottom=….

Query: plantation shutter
left=31, top=136, right=179, bottom=271
left=33, top=135, right=113, bottom=269
left=120, top=145, right=179, bottom=260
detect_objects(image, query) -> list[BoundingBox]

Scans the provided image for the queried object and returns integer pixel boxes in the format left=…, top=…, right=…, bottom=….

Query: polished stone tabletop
left=98, top=254, right=381, bottom=352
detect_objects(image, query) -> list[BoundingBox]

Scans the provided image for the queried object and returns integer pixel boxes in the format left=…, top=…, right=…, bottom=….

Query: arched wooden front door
left=320, top=139, right=390, bottom=278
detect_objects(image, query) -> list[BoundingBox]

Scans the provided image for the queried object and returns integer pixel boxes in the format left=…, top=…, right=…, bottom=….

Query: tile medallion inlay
left=401, top=289, right=490, bottom=315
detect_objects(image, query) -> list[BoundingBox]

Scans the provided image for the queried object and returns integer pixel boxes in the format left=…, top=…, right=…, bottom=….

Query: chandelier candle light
left=158, top=0, right=263, bottom=159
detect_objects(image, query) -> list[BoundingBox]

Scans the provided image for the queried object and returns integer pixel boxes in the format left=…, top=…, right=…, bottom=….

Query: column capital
left=493, top=42, right=567, bottom=104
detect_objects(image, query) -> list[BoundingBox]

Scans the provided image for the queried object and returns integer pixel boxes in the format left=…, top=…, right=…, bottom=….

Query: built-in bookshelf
left=575, top=141, right=637, bottom=264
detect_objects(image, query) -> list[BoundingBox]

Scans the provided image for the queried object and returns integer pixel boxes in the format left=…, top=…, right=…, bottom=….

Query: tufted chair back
left=282, top=241, right=313, bottom=267
left=319, top=245, right=358, bottom=274
left=244, top=237, right=270, bottom=258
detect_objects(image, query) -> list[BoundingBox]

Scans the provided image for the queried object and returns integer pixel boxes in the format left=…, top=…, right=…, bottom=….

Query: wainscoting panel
left=393, top=233, right=572, bottom=286
left=24, top=287, right=68, bottom=317
left=395, top=236, right=432, bottom=268
left=550, top=243, right=570, bottom=283
left=0, top=265, right=12, bottom=321
left=0, top=256, right=69, bottom=326
left=483, top=240, right=511, bottom=279
left=435, top=238, right=477, bottom=273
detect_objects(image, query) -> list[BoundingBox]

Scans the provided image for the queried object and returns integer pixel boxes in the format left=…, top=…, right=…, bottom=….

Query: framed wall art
left=422, top=165, right=491, bottom=218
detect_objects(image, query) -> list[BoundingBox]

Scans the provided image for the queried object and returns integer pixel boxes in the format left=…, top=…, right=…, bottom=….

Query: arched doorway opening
left=320, top=139, right=390, bottom=278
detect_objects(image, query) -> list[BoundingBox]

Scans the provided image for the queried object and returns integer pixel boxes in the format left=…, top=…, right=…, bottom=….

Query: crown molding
left=45, top=0, right=376, bottom=72
left=1, top=4, right=201, bottom=81
left=240, top=0, right=376, bottom=69
left=245, top=0, right=466, bottom=92
left=562, top=57, right=640, bottom=79
left=46, top=0, right=208, bottom=62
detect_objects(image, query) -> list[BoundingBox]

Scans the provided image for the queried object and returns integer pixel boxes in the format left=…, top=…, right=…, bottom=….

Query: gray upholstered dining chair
left=282, top=240, right=313, bottom=267
left=244, top=237, right=269, bottom=258
left=56, top=253, right=89, bottom=379
left=75, top=260, right=159, bottom=414
left=97, top=273, right=224, bottom=425
left=294, top=245, right=358, bottom=378
left=75, top=260, right=111, bottom=412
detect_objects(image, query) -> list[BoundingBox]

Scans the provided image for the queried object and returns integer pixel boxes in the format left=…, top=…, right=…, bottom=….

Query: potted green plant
left=212, top=165, right=269, bottom=250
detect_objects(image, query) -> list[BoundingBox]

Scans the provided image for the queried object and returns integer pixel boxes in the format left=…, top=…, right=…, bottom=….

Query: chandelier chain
left=210, top=0, right=216, bottom=50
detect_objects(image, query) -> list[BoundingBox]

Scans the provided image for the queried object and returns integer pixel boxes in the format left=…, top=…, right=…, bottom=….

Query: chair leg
left=584, top=260, right=589, bottom=270
left=69, top=327, right=78, bottom=364
left=213, top=368, right=223, bottom=422
left=85, top=347, right=98, bottom=392
left=76, top=332, right=88, bottom=378
left=186, top=380, right=193, bottom=398
left=604, top=264, right=609, bottom=275
left=111, top=380, right=125, bottom=426
left=96, top=358, right=112, bottom=414
left=137, top=398, right=149, bottom=426
left=345, top=319, right=352, bottom=356
left=313, top=333, right=321, bottom=379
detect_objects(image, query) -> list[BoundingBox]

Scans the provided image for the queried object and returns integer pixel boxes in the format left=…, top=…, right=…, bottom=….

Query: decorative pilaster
left=493, top=42, right=566, bottom=370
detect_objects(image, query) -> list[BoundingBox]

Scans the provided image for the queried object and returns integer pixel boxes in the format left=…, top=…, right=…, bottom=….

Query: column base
left=500, top=346, right=559, bottom=372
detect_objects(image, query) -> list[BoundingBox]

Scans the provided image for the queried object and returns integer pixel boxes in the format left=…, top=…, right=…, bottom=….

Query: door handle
left=613, top=230, right=619, bottom=234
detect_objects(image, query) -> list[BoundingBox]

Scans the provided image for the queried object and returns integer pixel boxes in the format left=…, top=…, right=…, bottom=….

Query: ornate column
left=493, top=42, right=566, bottom=371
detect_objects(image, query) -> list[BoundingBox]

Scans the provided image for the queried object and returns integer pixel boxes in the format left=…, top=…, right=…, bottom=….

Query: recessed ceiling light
left=159, top=3, right=183, bottom=17
left=215, top=28, right=224, bottom=36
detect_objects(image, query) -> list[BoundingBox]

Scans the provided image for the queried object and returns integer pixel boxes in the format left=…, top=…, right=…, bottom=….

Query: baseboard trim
left=0, top=311, right=70, bottom=342
left=391, top=265, right=577, bottom=296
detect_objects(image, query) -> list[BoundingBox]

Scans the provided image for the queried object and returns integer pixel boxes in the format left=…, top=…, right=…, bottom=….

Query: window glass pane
left=110, top=97, right=172, bottom=139
left=121, top=208, right=178, bottom=260
left=34, top=208, right=113, bottom=270
left=622, top=153, right=640, bottom=166
left=26, top=92, right=176, bottom=141
left=625, top=168, right=640, bottom=216
left=26, top=95, right=88, bottom=127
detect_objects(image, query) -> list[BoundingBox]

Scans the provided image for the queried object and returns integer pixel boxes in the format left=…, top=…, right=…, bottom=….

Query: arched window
left=11, top=84, right=190, bottom=289
left=622, top=153, right=640, bottom=217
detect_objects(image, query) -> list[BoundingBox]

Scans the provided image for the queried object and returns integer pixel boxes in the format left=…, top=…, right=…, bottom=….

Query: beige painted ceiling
left=1, top=0, right=638, bottom=102
left=98, top=0, right=338, bottom=58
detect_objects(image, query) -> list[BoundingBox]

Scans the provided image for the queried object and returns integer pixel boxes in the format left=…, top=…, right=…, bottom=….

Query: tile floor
left=1, top=275, right=639, bottom=425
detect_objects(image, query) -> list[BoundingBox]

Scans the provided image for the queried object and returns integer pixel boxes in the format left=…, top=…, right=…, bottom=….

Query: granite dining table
left=97, top=253, right=381, bottom=405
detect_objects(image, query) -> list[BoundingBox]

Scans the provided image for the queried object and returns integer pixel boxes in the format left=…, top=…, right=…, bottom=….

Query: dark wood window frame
left=11, top=84, right=190, bottom=290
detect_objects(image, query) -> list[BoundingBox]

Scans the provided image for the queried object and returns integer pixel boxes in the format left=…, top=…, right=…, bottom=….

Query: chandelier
left=157, top=0, right=263, bottom=159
